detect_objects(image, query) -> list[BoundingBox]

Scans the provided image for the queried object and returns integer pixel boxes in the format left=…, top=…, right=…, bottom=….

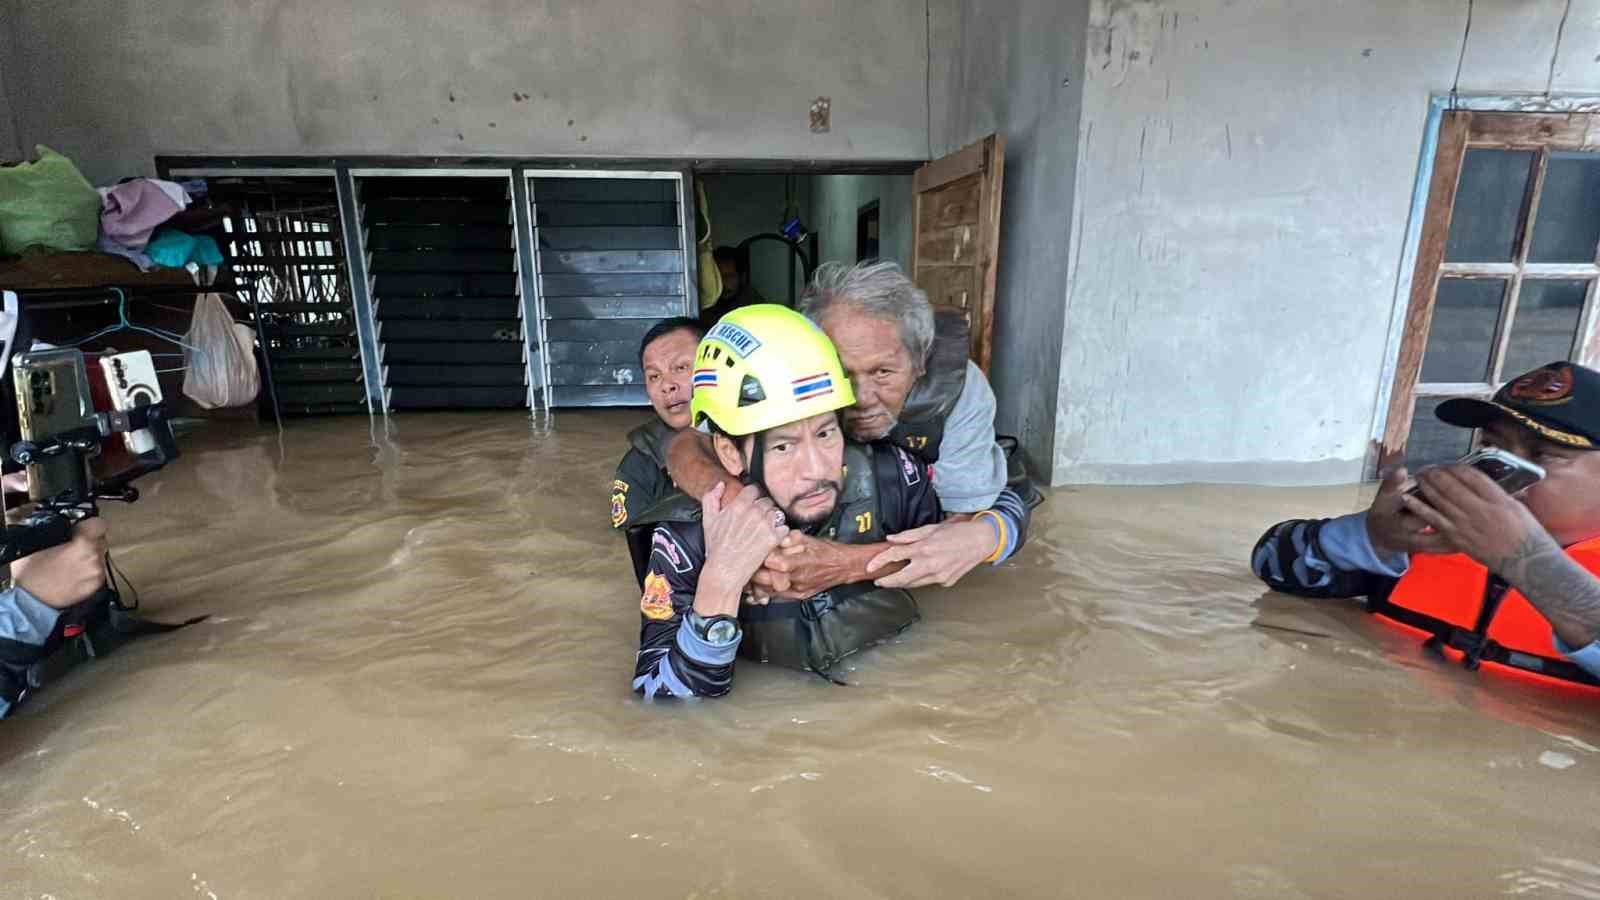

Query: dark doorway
left=857, top=201, right=881, bottom=261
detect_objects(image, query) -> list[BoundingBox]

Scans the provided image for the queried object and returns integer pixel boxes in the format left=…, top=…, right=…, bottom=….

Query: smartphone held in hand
left=1408, top=447, right=1545, bottom=498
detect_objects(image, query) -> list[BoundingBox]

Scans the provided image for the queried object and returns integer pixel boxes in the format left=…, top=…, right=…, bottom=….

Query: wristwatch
left=687, top=611, right=742, bottom=647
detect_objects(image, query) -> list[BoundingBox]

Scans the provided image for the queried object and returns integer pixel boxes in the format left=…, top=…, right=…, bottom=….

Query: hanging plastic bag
left=182, top=293, right=260, bottom=408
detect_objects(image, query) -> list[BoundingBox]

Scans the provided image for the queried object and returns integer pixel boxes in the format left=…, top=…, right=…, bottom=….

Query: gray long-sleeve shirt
left=930, top=361, right=1009, bottom=515
left=0, top=585, right=59, bottom=717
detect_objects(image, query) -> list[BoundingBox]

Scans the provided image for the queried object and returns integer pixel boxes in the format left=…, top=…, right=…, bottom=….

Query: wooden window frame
left=1377, top=102, right=1600, bottom=471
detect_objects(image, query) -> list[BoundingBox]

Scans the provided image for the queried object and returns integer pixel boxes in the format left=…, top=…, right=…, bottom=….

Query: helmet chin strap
left=739, top=434, right=771, bottom=500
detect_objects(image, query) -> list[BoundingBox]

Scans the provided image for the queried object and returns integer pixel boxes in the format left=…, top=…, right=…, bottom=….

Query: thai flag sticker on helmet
left=792, top=372, right=834, bottom=401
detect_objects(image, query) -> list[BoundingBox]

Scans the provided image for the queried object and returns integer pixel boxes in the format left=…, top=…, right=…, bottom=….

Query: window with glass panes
left=1384, top=112, right=1600, bottom=470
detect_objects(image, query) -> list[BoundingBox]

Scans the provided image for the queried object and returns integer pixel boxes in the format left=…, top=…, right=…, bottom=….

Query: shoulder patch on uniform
left=641, top=572, right=675, bottom=621
left=894, top=446, right=922, bottom=486
left=611, top=480, right=630, bottom=527
left=650, top=529, right=693, bottom=574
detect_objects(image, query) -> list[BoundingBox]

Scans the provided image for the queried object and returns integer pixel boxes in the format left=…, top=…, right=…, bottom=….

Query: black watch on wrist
left=688, top=611, right=742, bottom=647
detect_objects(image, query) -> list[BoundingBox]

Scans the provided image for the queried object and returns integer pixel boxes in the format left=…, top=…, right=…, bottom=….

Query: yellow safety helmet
left=690, top=304, right=855, bottom=436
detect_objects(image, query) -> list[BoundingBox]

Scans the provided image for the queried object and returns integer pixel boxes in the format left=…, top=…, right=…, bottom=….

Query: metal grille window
left=210, top=176, right=367, bottom=414
left=1386, top=112, right=1600, bottom=468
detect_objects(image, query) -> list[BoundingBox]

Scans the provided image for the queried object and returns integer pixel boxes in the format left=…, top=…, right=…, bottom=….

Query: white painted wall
left=3, top=0, right=936, bottom=184
left=811, top=174, right=915, bottom=267
left=1055, top=0, right=1600, bottom=485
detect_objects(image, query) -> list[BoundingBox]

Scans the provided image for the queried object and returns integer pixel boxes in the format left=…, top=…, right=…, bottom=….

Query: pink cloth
left=99, top=179, right=188, bottom=251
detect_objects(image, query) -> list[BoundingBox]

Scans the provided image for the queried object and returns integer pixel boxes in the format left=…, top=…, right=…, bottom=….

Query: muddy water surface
left=3, top=411, right=1599, bottom=899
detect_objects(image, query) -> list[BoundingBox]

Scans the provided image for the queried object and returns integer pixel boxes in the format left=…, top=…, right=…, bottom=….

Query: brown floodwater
left=2, top=410, right=1599, bottom=899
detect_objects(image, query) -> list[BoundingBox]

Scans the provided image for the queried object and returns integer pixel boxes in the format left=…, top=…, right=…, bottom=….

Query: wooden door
left=910, top=134, right=1006, bottom=373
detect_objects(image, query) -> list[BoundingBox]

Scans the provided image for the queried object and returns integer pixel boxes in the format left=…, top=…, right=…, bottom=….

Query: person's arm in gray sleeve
left=930, top=362, right=1008, bottom=514
left=0, top=585, right=64, bottom=718
left=1251, top=512, right=1409, bottom=599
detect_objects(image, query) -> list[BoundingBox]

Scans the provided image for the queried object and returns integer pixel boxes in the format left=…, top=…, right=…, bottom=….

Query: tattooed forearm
left=1491, top=530, right=1600, bottom=649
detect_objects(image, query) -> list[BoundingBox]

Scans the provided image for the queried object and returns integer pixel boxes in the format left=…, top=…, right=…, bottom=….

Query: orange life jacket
left=1369, top=537, right=1600, bottom=688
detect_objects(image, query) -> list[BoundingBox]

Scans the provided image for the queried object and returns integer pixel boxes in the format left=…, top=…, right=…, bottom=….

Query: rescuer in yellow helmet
left=628, top=305, right=945, bottom=697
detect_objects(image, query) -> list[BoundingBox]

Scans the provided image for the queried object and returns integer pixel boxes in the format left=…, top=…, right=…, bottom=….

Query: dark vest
left=887, top=311, right=1043, bottom=508
left=626, top=443, right=919, bottom=678
left=626, top=418, right=675, bottom=470
left=887, top=311, right=969, bottom=462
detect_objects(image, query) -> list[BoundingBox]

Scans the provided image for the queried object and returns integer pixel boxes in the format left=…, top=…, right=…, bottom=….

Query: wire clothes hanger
left=64, top=286, right=205, bottom=375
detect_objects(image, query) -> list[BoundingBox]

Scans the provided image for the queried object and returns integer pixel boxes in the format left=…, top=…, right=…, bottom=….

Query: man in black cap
left=1252, top=361, right=1600, bottom=681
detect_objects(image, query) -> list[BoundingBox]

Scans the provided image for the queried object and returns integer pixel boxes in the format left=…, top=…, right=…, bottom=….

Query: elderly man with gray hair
left=800, top=261, right=1010, bottom=510
left=666, top=260, right=1033, bottom=598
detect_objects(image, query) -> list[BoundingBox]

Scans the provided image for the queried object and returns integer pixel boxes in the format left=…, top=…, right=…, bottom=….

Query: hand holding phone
left=1399, top=447, right=1555, bottom=571
left=1406, top=447, right=1545, bottom=499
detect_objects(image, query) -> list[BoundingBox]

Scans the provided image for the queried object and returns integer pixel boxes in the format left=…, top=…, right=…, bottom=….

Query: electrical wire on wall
left=1546, top=0, right=1574, bottom=98
left=925, top=0, right=934, bottom=160
left=1449, top=0, right=1474, bottom=110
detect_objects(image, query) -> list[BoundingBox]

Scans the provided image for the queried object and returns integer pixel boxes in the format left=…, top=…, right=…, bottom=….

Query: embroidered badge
left=1507, top=364, right=1575, bottom=405
left=640, top=572, right=675, bottom=621
left=610, top=480, right=630, bottom=527
left=895, top=447, right=922, bottom=486
left=651, top=529, right=693, bottom=574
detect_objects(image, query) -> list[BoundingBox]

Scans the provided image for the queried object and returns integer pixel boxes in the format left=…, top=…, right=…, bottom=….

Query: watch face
left=706, top=618, right=740, bottom=645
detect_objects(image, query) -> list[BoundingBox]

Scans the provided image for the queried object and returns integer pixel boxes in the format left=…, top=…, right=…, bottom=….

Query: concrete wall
left=939, top=0, right=1091, bottom=478
left=1055, top=0, right=1600, bottom=485
left=811, top=174, right=915, bottom=268
left=0, top=6, right=21, bottom=162
left=5, top=0, right=935, bottom=184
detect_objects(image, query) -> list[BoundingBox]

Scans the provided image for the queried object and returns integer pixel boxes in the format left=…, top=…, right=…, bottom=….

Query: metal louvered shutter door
left=362, top=176, right=528, bottom=409
left=530, top=176, right=690, bottom=407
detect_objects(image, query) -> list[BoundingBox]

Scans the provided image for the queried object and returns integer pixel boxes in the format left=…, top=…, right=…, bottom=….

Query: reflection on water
left=1, top=410, right=1598, bottom=898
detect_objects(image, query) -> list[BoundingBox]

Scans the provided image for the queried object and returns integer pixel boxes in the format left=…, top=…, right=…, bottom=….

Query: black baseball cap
left=1436, top=361, right=1600, bottom=449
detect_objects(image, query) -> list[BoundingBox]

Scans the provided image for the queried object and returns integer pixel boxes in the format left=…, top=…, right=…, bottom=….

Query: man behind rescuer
left=666, top=261, right=1034, bottom=598
left=631, top=305, right=1024, bottom=698
left=609, top=317, right=705, bottom=533
left=1252, top=361, right=1600, bottom=685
